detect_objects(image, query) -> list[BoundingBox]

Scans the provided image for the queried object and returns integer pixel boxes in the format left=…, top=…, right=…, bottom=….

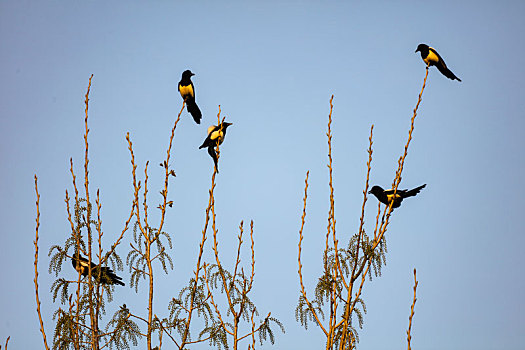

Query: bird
left=415, top=44, right=461, bottom=81
left=368, top=184, right=426, bottom=209
left=178, top=70, right=202, bottom=124
left=199, top=122, right=233, bottom=173
left=71, top=253, right=125, bottom=286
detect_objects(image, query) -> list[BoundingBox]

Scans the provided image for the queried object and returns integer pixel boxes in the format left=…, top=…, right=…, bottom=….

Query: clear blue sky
left=1, top=1, right=524, bottom=349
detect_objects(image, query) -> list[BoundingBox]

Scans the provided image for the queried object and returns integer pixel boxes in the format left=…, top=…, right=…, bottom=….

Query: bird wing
left=428, top=47, right=445, bottom=65
left=200, top=126, right=221, bottom=149
left=207, top=125, right=217, bottom=135
left=76, top=255, right=96, bottom=269
left=98, top=266, right=125, bottom=286
left=210, top=129, right=224, bottom=144
left=429, top=47, right=461, bottom=81
left=430, top=47, right=449, bottom=70
left=199, top=134, right=211, bottom=149
left=384, top=188, right=405, bottom=201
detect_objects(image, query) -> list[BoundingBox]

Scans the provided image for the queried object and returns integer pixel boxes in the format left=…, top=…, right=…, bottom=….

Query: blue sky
left=1, top=1, right=524, bottom=349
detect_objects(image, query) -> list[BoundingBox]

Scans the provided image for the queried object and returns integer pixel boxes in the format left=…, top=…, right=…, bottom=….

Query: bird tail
left=207, top=147, right=219, bottom=173
left=437, top=63, right=461, bottom=81
left=110, top=274, right=125, bottom=286
left=186, top=98, right=202, bottom=124
left=404, top=184, right=426, bottom=198
left=99, top=266, right=125, bottom=286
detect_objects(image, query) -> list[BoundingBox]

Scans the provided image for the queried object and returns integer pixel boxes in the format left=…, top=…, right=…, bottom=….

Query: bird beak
left=191, top=72, right=195, bottom=76
left=368, top=190, right=372, bottom=194
left=414, top=49, right=418, bottom=53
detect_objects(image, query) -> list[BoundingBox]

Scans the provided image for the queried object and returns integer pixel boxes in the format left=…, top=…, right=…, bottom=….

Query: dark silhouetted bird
left=178, top=70, right=202, bottom=124
left=71, top=253, right=125, bottom=286
left=199, top=122, right=233, bottom=173
left=369, top=184, right=426, bottom=209
left=415, top=44, right=461, bottom=81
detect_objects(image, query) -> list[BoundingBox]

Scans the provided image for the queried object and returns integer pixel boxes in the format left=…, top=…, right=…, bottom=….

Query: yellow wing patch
left=386, top=193, right=401, bottom=202
left=179, top=84, right=194, bottom=98
left=210, top=129, right=224, bottom=143
left=424, top=48, right=440, bottom=65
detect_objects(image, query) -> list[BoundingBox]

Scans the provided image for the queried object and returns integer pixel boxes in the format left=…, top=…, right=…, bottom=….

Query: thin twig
left=3, top=336, right=10, bottom=350
left=407, top=268, right=418, bottom=350
left=203, top=264, right=230, bottom=336
left=297, top=171, right=328, bottom=336
left=248, top=221, right=255, bottom=292
left=338, top=125, right=374, bottom=349
left=33, top=175, right=50, bottom=350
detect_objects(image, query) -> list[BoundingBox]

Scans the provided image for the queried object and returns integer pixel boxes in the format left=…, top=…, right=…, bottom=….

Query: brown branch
left=183, top=336, right=214, bottom=346
left=95, top=190, right=104, bottom=345
left=154, top=315, right=179, bottom=349
left=325, top=95, right=345, bottom=350
left=80, top=74, right=98, bottom=350
left=231, top=222, right=244, bottom=296
left=2, top=336, right=10, bottom=350
left=250, top=309, right=256, bottom=350
left=33, top=175, right=50, bottom=350
left=208, top=107, right=240, bottom=333
left=237, top=312, right=271, bottom=342
left=326, top=96, right=344, bottom=281
left=128, top=312, right=150, bottom=327
left=338, top=125, right=374, bottom=349
left=393, top=67, right=429, bottom=191
left=407, top=268, right=418, bottom=350
left=142, top=161, right=150, bottom=232
left=210, top=181, right=236, bottom=323
left=157, top=103, right=183, bottom=235
left=248, top=221, right=255, bottom=292
left=297, top=171, right=328, bottom=336
left=324, top=95, right=334, bottom=274
left=126, top=133, right=145, bottom=237
left=179, top=104, right=219, bottom=348
left=213, top=107, right=226, bottom=173
left=377, top=67, right=430, bottom=242
left=65, top=163, right=82, bottom=349
left=203, top=264, right=231, bottom=336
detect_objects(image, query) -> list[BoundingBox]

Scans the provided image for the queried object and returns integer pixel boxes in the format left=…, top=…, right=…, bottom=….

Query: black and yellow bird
left=71, top=253, right=125, bottom=286
left=199, top=122, right=233, bottom=173
left=415, top=44, right=461, bottom=81
left=178, top=70, right=202, bottom=124
left=369, top=184, right=426, bottom=209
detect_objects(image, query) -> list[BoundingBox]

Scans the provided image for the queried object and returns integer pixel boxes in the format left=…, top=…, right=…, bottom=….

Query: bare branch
left=34, top=175, right=50, bottom=350
left=407, top=269, right=419, bottom=350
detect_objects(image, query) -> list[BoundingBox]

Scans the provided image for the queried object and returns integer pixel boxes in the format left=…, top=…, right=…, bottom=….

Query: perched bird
left=369, top=184, right=426, bottom=209
left=199, top=122, right=233, bottom=173
left=71, top=253, right=125, bottom=286
left=178, top=70, right=202, bottom=124
left=415, top=44, right=461, bottom=81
